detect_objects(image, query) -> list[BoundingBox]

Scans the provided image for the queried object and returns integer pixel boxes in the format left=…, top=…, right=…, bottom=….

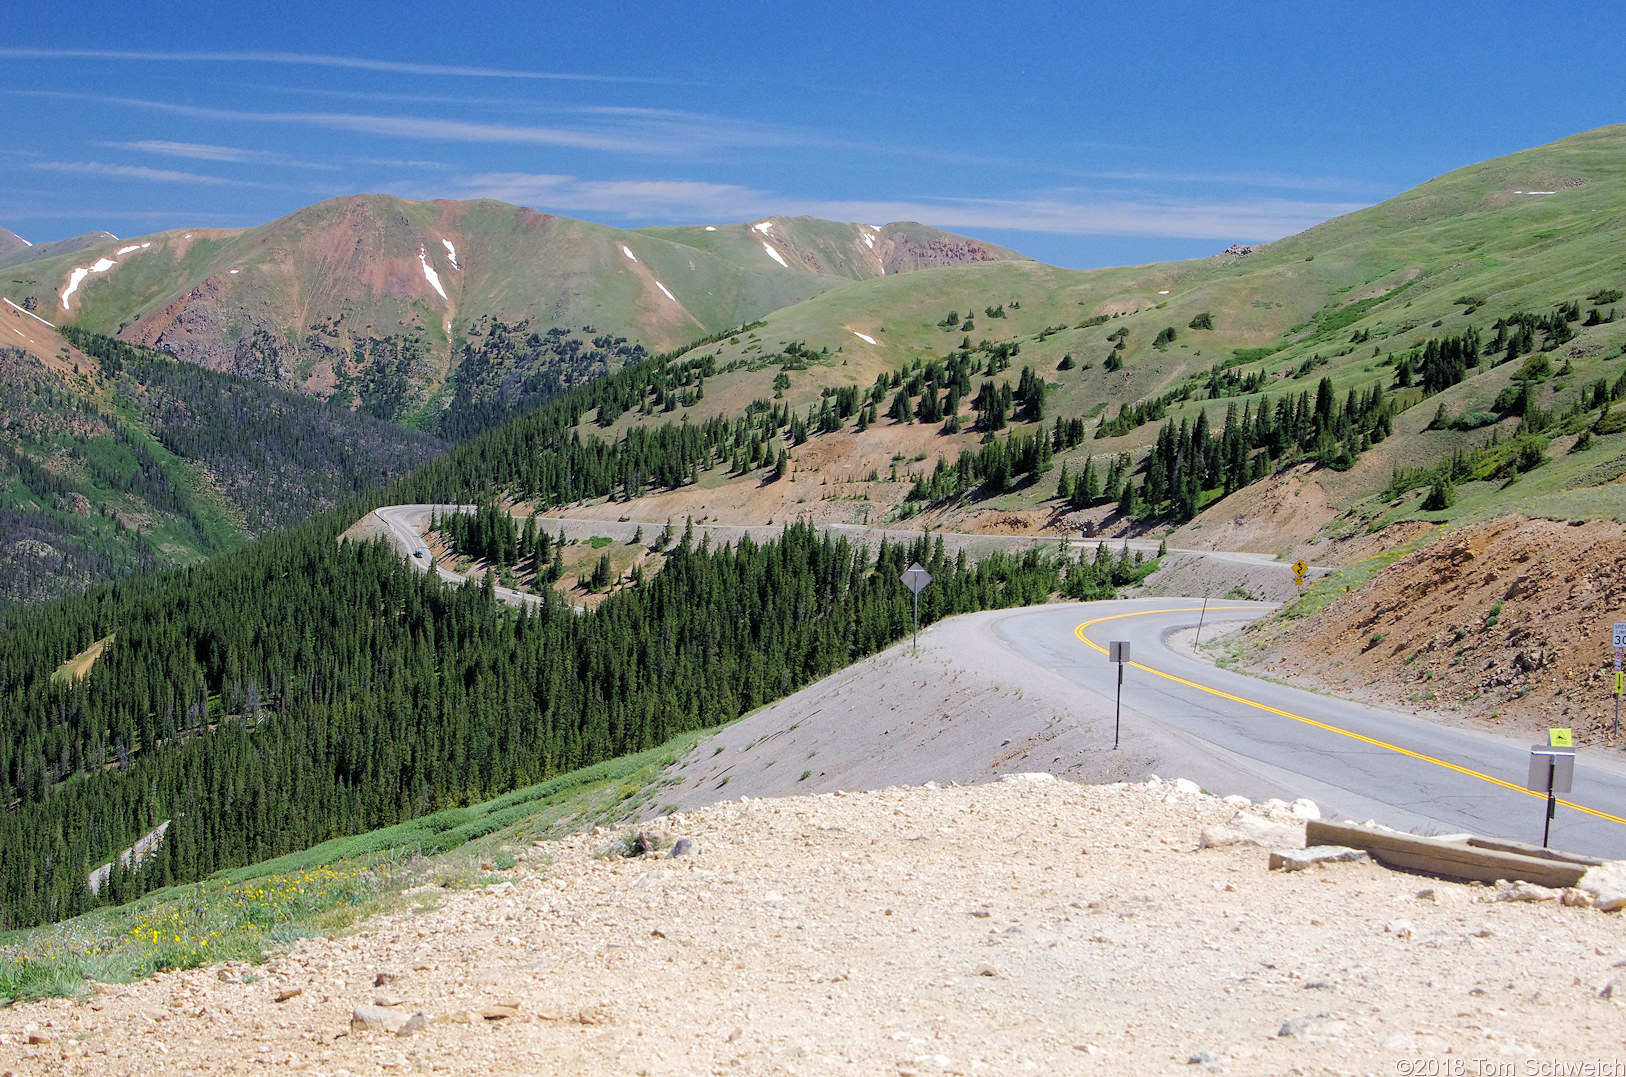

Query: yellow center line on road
left=1074, top=607, right=1626, bottom=828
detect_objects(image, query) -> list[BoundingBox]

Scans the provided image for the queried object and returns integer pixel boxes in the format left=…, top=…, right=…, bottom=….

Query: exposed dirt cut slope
left=1242, top=516, right=1626, bottom=744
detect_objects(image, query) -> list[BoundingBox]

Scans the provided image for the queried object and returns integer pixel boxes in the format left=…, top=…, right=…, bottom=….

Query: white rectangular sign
left=1614, top=622, right=1626, bottom=649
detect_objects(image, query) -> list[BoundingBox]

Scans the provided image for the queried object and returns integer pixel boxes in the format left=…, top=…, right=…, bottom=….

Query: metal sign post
left=1108, top=641, right=1130, bottom=749
left=1193, top=596, right=1210, bottom=651
left=1527, top=729, right=1576, bottom=848
left=1613, top=623, right=1626, bottom=739
left=900, top=563, right=932, bottom=654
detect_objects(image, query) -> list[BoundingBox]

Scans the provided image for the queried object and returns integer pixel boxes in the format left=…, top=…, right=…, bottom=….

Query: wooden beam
left=1305, top=819, right=1587, bottom=888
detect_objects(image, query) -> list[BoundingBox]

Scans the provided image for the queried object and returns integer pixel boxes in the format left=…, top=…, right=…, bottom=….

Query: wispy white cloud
left=424, top=171, right=1364, bottom=241
left=105, top=140, right=293, bottom=164
left=31, top=161, right=237, bottom=185
left=790, top=195, right=1369, bottom=241
left=24, top=92, right=797, bottom=158
left=0, top=47, right=652, bottom=84
left=428, top=174, right=760, bottom=218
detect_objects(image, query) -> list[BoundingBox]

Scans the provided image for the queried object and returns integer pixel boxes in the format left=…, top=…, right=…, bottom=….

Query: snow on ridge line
left=655, top=281, right=676, bottom=303
left=852, top=331, right=877, bottom=345
left=18, top=236, right=31, bottom=247
left=762, top=242, right=788, bottom=268
left=4, top=296, right=55, bottom=327
left=115, top=242, right=152, bottom=255
left=418, top=247, right=448, bottom=300
left=752, top=221, right=773, bottom=234
left=442, top=239, right=460, bottom=270
left=705, top=226, right=717, bottom=232
left=621, top=244, right=638, bottom=262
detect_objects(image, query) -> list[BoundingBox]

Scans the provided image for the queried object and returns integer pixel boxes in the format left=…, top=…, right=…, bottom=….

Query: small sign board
left=1528, top=746, right=1576, bottom=794
left=1109, top=641, right=1130, bottom=663
left=1548, top=727, right=1574, bottom=748
left=1616, top=670, right=1624, bottom=695
left=900, top=563, right=932, bottom=595
left=1292, top=559, right=1309, bottom=577
left=1614, top=621, right=1626, bottom=649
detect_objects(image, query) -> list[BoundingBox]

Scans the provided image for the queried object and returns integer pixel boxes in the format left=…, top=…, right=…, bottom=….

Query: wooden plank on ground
left=1465, top=835, right=1605, bottom=867
left=1305, top=819, right=1587, bottom=888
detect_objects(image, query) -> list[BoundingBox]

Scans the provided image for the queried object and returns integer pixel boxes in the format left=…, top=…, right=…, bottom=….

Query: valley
left=1, top=126, right=1625, bottom=1062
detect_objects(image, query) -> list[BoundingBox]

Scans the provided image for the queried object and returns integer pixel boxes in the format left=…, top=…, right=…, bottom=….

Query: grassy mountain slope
left=556, top=126, right=1626, bottom=546
left=0, top=227, right=31, bottom=261
left=0, top=318, right=448, bottom=608
left=0, top=199, right=1022, bottom=424
left=0, top=229, right=118, bottom=271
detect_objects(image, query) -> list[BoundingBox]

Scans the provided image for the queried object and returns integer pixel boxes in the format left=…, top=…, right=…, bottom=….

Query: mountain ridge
left=0, top=197, right=1025, bottom=413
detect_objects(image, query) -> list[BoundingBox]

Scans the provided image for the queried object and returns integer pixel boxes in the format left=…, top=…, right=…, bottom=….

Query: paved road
left=995, top=599, right=1626, bottom=860
left=372, top=504, right=1619, bottom=854
left=371, top=506, right=549, bottom=610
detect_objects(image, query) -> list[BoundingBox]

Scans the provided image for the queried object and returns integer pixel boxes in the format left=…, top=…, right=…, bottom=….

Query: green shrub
left=1421, top=477, right=1455, bottom=511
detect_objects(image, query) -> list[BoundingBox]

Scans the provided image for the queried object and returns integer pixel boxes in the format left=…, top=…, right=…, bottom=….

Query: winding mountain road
left=365, top=504, right=1622, bottom=856
left=1002, top=600, right=1626, bottom=859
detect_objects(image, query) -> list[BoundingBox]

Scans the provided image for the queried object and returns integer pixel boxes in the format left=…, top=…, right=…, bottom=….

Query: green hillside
left=0, top=331, right=448, bottom=609
left=562, top=126, right=1626, bottom=540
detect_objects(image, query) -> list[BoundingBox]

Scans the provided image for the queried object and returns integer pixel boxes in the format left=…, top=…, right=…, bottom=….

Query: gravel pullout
left=4, top=777, right=1621, bottom=1074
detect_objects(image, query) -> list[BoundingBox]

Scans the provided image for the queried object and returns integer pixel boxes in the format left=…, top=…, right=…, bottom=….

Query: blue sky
left=1, top=3, right=1620, bottom=269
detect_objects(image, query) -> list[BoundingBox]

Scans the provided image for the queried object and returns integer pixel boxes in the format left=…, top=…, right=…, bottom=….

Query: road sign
left=1528, top=743, right=1577, bottom=848
left=901, top=563, right=932, bottom=595
left=900, top=563, right=932, bottom=652
left=1293, top=573, right=1306, bottom=587
left=1548, top=727, right=1573, bottom=748
left=1616, top=670, right=1624, bottom=695
left=1292, top=559, right=1309, bottom=577
left=1528, top=746, right=1576, bottom=794
left=1614, top=622, right=1626, bottom=649
left=1107, top=641, right=1130, bottom=749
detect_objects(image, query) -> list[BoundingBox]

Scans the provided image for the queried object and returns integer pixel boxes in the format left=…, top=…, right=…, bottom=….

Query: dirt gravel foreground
left=2, top=776, right=1623, bottom=1076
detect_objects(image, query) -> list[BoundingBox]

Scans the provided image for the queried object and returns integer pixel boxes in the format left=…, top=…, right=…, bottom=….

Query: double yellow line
left=1074, top=607, right=1626, bottom=828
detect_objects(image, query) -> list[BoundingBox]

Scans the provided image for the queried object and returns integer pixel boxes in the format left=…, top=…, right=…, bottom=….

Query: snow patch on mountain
left=852, top=331, right=877, bottom=345
left=419, top=247, right=448, bottom=300
left=762, top=242, right=788, bottom=268
left=61, top=258, right=119, bottom=309
left=752, top=221, right=773, bottom=234
left=442, top=239, right=460, bottom=270
left=621, top=244, right=638, bottom=263
left=116, top=243, right=151, bottom=255
left=656, top=281, right=676, bottom=303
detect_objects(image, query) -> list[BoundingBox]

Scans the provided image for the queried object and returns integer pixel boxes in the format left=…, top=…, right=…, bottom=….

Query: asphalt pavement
left=995, top=599, right=1626, bottom=859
